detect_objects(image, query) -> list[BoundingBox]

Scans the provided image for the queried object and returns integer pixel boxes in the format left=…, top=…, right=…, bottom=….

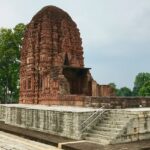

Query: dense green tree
left=0, top=23, right=26, bottom=103
left=133, top=72, right=150, bottom=96
left=117, top=87, right=132, bottom=96
left=13, top=23, right=26, bottom=59
left=139, top=81, right=150, bottom=96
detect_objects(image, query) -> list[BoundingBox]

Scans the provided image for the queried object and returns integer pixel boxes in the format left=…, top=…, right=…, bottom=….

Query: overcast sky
left=0, top=0, right=150, bottom=89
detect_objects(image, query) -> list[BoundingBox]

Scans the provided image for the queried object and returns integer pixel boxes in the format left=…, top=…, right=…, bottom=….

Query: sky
left=0, top=0, right=150, bottom=89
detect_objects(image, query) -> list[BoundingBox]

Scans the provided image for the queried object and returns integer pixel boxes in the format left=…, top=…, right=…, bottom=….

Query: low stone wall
left=0, top=104, right=94, bottom=140
left=34, top=95, right=150, bottom=108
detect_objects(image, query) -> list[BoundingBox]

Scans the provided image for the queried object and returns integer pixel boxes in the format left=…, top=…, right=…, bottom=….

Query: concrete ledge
left=62, top=142, right=104, bottom=150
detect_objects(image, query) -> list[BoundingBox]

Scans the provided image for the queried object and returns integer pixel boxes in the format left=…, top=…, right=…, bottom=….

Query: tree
left=109, top=83, right=116, bottom=90
left=13, top=23, right=26, bottom=59
left=133, top=72, right=150, bottom=96
left=0, top=23, right=26, bottom=103
left=108, top=82, right=118, bottom=95
left=117, top=87, right=132, bottom=96
left=139, top=81, right=150, bottom=96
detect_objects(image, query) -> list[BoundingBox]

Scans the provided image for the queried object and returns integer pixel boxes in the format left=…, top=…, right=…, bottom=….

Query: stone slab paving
left=0, top=131, right=61, bottom=150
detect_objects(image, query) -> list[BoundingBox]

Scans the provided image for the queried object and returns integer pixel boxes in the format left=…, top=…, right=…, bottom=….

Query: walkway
left=0, top=131, right=61, bottom=150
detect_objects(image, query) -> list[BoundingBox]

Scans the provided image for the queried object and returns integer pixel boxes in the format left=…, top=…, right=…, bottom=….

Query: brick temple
left=19, top=6, right=115, bottom=104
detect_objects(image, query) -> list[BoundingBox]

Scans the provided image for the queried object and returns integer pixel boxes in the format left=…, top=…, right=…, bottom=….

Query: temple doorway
left=63, top=66, right=92, bottom=95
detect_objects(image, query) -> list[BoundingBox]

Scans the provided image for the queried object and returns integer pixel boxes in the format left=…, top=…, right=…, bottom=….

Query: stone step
left=95, top=123, right=124, bottom=129
left=82, top=110, right=134, bottom=145
left=96, top=121, right=125, bottom=126
left=102, top=116, right=132, bottom=121
left=83, top=128, right=120, bottom=138
left=94, top=126, right=122, bottom=132
left=87, top=133, right=114, bottom=140
left=99, top=123, right=125, bottom=128
left=101, top=120, right=126, bottom=125
left=105, top=112, right=134, bottom=118
left=90, top=129, right=119, bottom=136
left=86, top=132, right=116, bottom=140
left=108, top=110, right=131, bottom=113
left=100, top=119, right=130, bottom=125
left=85, top=136, right=110, bottom=145
left=103, top=116, right=131, bottom=121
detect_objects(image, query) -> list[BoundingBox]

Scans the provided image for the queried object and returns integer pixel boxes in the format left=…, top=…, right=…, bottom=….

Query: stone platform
left=0, top=104, right=97, bottom=140
left=0, top=104, right=150, bottom=146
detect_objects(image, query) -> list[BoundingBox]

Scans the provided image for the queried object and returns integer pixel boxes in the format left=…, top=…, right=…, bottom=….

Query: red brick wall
left=20, top=94, right=150, bottom=109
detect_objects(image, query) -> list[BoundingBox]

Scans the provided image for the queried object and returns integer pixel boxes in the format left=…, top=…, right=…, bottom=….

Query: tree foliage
left=117, top=87, right=132, bottom=96
left=133, top=72, right=150, bottom=96
left=0, top=23, right=26, bottom=103
left=109, top=83, right=132, bottom=96
left=109, top=83, right=116, bottom=90
left=139, top=81, right=150, bottom=96
left=109, top=73, right=150, bottom=97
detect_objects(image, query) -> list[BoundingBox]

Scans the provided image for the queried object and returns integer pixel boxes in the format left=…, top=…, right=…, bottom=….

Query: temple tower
left=19, top=6, right=92, bottom=104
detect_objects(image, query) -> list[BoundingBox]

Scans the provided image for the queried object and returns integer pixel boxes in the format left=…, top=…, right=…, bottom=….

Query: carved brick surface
left=19, top=6, right=93, bottom=104
left=19, top=6, right=114, bottom=104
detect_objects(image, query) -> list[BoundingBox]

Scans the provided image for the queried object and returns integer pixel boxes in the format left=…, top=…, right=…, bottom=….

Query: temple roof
left=32, top=5, right=72, bottom=21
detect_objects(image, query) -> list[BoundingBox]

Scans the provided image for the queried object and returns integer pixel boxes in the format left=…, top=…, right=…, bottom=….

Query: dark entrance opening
left=63, top=66, right=92, bottom=96
left=64, top=54, right=70, bottom=66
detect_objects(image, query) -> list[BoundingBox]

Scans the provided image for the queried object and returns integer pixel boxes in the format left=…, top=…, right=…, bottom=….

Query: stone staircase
left=83, top=110, right=135, bottom=145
